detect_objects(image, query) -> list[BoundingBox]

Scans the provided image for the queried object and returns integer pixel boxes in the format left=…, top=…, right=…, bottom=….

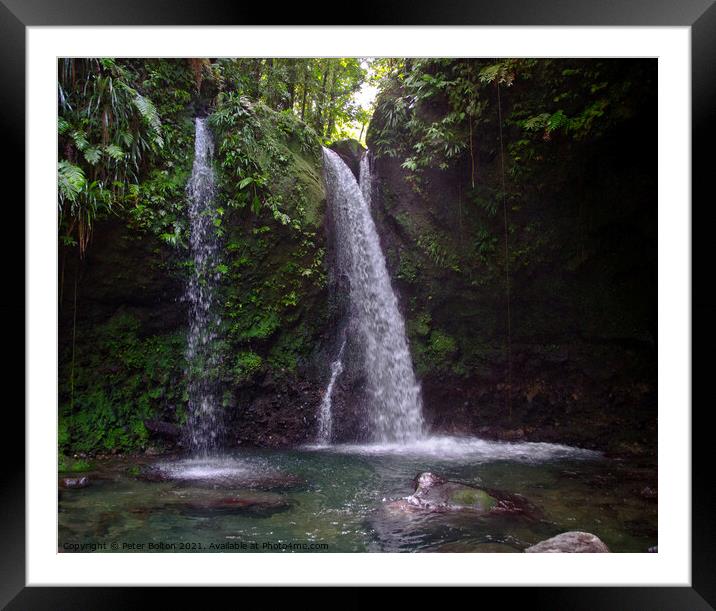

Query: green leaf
left=251, top=194, right=261, bottom=215
left=105, top=144, right=125, bottom=161
left=58, top=161, right=85, bottom=205
left=84, top=147, right=102, bottom=165
left=71, top=130, right=89, bottom=151
left=58, top=117, right=71, bottom=135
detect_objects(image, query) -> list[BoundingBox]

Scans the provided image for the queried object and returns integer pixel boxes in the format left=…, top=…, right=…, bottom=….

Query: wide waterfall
left=184, top=118, right=224, bottom=455
left=322, top=148, right=425, bottom=443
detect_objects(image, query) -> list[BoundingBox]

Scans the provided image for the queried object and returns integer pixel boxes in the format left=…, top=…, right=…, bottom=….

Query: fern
left=546, top=110, right=569, bottom=133
left=521, top=113, right=550, bottom=132
left=71, top=130, right=89, bottom=151
left=129, top=89, right=164, bottom=148
left=105, top=144, right=125, bottom=161
left=84, top=147, right=102, bottom=165
left=58, top=117, right=71, bottom=135
left=58, top=161, right=86, bottom=206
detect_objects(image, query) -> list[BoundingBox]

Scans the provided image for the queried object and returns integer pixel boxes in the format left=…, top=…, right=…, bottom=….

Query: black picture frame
left=5, top=0, right=714, bottom=606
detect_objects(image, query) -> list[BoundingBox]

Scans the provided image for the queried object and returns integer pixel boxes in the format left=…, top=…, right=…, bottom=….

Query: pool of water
left=58, top=437, right=657, bottom=553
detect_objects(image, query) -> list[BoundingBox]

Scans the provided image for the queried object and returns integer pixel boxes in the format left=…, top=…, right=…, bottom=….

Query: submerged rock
left=179, top=492, right=291, bottom=517
left=432, top=541, right=521, bottom=553
left=525, top=531, right=610, bottom=553
left=60, top=476, right=90, bottom=489
left=384, top=472, right=537, bottom=518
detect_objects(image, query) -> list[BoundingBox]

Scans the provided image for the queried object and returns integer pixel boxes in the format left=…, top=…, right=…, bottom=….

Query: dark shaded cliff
left=364, top=59, right=657, bottom=454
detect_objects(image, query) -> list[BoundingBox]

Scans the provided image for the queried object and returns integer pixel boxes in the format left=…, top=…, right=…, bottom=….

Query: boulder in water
left=432, top=541, right=521, bottom=553
left=385, top=472, right=532, bottom=517
left=525, top=531, right=610, bottom=553
left=179, top=492, right=291, bottom=517
left=60, top=476, right=90, bottom=489
left=387, top=472, right=500, bottom=514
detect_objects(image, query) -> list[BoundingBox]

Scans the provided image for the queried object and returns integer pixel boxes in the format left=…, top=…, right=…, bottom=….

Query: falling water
left=184, top=118, right=224, bottom=455
left=323, top=148, right=425, bottom=443
left=316, top=338, right=346, bottom=445
left=360, top=153, right=372, bottom=205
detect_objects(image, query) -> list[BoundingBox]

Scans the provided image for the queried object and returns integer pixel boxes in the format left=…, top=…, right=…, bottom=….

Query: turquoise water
left=58, top=438, right=657, bottom=553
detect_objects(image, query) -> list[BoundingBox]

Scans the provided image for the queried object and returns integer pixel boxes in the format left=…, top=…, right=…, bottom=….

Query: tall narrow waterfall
left=184, top=118, right=224, bottom=455
left=316, top=338, right=346, bottom=445
left=359, top=153, right=372, bottom=205
left=323, top=148, right=425, bottom=443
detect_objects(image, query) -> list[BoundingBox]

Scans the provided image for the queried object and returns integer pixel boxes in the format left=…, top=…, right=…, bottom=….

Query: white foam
left=153, top=457, right=255, bottom=480
left=305, top=435, right=600, bottom=463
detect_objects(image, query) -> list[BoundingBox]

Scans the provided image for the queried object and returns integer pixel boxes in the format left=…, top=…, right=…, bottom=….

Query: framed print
left=5, top=0, right=714, bottom=606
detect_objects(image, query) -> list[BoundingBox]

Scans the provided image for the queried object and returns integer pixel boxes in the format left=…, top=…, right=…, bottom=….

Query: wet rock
left=145, top=419, right=181, bottom=440
left=499, top=428, right=525, bottom=441
left=433, top=541, right=521, bottom=553
left=525, top=531, right=610, bottom=553
left=179, top=492, right=291, bottom=517
left=138, top=466, right=170, bottom=483
left=640, top=486, right=657, bottom=500
left=178, top=472, right=306, bottom=492
left=328, top=139, right=365, bottom=180
left=60, top=476, right=90, bottom=489
left=384, top=472, right=535, bottom=517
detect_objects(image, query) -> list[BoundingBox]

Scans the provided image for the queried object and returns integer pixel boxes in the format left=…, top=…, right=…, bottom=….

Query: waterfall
left=360, top=153, right=372, bottom=205
left=322, top=148, right=425, bottom=443
left=316, top=338, right=346, bottom=445
left=184, top=118, right=224, bottom=455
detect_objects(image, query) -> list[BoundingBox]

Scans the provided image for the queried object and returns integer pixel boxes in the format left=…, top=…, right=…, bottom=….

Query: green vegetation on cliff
left=57, top=57, right=656, bottom=456
left=59, top=59, right=336, bottom=454
left=366, top=58, right=656, bottom=449
left=207, top=93, right=327, bottom=379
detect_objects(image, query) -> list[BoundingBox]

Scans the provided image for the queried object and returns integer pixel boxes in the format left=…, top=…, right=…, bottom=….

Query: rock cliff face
left=58, top=101, right=331, bottom=453
left=58, top=64, right=657, bottom=456
left=363, top=82, right=657, bottom=454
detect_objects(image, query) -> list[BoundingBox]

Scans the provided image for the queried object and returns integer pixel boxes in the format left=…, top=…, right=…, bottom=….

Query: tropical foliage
left=58, top=58, right=164, bottom=255
left=57, top=57, right=656, bottom=456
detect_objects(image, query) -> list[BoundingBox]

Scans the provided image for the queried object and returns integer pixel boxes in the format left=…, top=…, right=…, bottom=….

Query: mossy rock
left=58, top=456, right=94, bottom=473
left=449, top=487, right=498, bottom=511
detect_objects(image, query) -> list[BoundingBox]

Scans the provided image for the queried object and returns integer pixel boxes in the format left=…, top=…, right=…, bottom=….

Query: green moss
left=430, top=330, right=457, bottom=359
left=412, top=328, right=461, bottom=376
left=397, top=254, right=420, bottom=284
left=208, top=96, right=328, bottom=383
left=240, top=311, right=281, bottom=341
left=60, top=78, right=329, bottom=455
left=266, top=329, right=309, bottom=373
left=233, top=351, right=263, bottom=383
left=449, top=488, right=497, bottom=510
left=59, top=457, right=94, bottom=473
left=59, top=310, right=186, bottom=454
left=406, top=311, right=431, bottom=341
